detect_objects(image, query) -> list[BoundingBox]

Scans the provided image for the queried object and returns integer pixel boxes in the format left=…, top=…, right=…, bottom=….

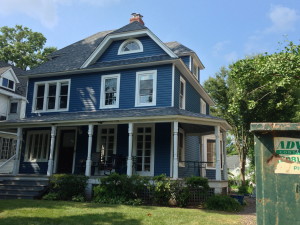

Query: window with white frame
left=179, top=77, right=186, bottom=109
left=178, top=129, right=185, bottom=167
left=118, top=39, right=143, bottom=55
left=97, top=127, right=117, bottom=165
left=10, top=102, right=18, bottom=114
left=1, top=77, right=14, bottom=90
left=25, top=130, right=50, bottom=162
left=135, top=70, right=157, bottom=107
left=33, top=79, right=70, bottom=112
left=200, top=98, right=206, bottom=114
left=205, top=137, right=223, bottom=169
left=100, top=74, right=120, bottom=109
left=192, top=64, right=198, bottom=78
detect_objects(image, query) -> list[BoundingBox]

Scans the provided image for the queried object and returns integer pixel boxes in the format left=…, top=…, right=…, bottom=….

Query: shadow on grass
left=0, top=212, right=142, bottom=225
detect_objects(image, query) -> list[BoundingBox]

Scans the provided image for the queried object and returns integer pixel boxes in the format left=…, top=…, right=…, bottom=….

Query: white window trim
left=32, top=79, right=71, bottom=113
left=24, top=130, right=50, bottom=162
left=9, top=101, right=18, bottom=114
left=135, top=70, right=157, bottom=107
left=203, top=134, right=223, bottom=170
left=100, top=74, right=120, bottom=109
left=118, top=38, right=143, bottom=55
left=178, top=128, right=185, bottom=167
left=179, top=76, right=186, bottom=110
left=96, top=125, right=117, bottom=154
left=200, top=98, right=206, bottom=114
left=133, top=124, right=155, bottom=176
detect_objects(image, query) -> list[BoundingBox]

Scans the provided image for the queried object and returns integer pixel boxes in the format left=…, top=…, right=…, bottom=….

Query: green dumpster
left=251, top=123, right=300, bottom=225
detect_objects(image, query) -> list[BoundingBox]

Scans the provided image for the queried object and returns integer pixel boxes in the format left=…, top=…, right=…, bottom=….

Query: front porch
left=0, top=108, right=231, bottom=194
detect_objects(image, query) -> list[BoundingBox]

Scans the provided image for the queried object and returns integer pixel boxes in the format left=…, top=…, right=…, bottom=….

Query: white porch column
left=47, top=126, right=57, bottom=176
left=222, top=131, right=228, bottom=180
left=85, top=124, right=94, bottom=177
left=13, top=127, right=22, bottom=175
left=173, top=121, right=179, bottom=179
left=127, top=123, right=133, bottom=176
left=215, top=126, right=221, bottom=181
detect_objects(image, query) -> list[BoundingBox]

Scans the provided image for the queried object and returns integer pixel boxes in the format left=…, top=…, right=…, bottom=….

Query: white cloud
left=0, top=0, right=121, bottom=28
left=266, top=5, right=299, bottom=33
left=212, top=41, right=230, bottom=56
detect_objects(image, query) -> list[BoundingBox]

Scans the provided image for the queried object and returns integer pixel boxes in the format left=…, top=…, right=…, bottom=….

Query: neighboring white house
left=0, top=61, right=27, bottom=174
left=227, top=155, right=251, bottom=179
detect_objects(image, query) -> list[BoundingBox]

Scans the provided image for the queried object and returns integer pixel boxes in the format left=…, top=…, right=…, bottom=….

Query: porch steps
left=0, top=176, right=49, bottom=199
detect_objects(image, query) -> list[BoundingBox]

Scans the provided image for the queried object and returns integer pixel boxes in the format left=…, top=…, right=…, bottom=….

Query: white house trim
left=179, top=76, right=186, bottom=110
left=135, top=70, right=157, bottom=107
left=0, top=68, right=20, bottom=92
left=117, top=38, right=143, bottom=55
left=32, top=79, right=71, bottom=113
left=100, top=74, right=120, bottom=109
left=81, top=29, right=178, bottom=68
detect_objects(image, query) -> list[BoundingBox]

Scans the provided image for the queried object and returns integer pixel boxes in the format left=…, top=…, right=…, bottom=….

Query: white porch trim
left=47, top=126, right=57, bottom=176
left=85, top=124, right=94, bottom=176
left=12, top=127, right=22, bottom=175
left=127, top=123, right=133, bottom=176
left=215, top=126, right=221, bottom=181
left=173, top=121, right=179, bottom=179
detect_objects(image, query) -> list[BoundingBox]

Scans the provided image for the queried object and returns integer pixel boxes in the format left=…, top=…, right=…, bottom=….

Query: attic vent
left=130, top=13, right=144, bottom=25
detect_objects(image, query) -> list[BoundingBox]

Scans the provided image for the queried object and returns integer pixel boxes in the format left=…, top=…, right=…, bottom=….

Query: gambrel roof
left=23, top=22, right=194, bottom=76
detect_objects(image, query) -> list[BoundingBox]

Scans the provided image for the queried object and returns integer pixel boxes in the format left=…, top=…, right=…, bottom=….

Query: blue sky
left=0, top=0, right=299, bottom=84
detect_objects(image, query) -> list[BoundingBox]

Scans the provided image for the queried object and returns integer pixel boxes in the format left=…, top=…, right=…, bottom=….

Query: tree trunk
left=240, top=152, right=247, bottom=185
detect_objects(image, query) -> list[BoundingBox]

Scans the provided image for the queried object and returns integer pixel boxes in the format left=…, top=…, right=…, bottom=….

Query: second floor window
left=33, top=79, right=70, bottom=112
left=135, top=70, right=157, bottom=107
left=100, top=74, right=120, bottom=109
left=2, top=78, right=14, bottom=90
left=179, top=77, right=186, bottom=109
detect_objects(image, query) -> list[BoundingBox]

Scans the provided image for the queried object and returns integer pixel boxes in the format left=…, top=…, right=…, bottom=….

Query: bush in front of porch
left=93, top=173, right=211, bottom=207
left=43, top=174, right=88, bottom=201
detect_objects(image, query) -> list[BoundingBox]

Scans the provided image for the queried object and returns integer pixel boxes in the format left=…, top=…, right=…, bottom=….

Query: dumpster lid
left=250, top=123, right=300, bottom=132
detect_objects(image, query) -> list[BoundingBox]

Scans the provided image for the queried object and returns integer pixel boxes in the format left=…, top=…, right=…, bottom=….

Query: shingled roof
left=23, top=22, right=194, bottom=76
left=0, top=61, right=27, bottom=96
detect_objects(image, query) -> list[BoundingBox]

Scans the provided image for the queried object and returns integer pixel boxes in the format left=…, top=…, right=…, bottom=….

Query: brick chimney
left=130, top=13, right=144, bottom=25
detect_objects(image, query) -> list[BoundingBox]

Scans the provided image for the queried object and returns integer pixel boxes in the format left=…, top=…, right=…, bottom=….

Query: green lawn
left=0, top=200, right=242, bottom=225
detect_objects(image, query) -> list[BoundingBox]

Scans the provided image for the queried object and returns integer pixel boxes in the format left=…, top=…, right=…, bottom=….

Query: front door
left=57, top=130, right=76, bottom=174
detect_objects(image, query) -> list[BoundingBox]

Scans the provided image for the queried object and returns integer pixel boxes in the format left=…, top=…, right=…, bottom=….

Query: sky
left=0, top=0, right=299, bottom=84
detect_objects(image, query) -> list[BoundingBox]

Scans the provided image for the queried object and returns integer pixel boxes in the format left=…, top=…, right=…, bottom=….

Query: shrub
left=205, top=195, right=242, bottom=212
left=93, top=173, right=149, bottom=205
left=48, top=174, right=88, bottom=201
left=238, top=185, right=253, bottom=195
left=185, top=176, right=209, bottom=191
left=170, top=180, right=190, bottom=207
left=42, top=192, right=59, bottom=201
left=151, top=175, right=172, bottom=205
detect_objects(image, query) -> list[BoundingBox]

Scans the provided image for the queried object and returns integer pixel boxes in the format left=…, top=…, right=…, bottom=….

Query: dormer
left=0, top=67, right=19, bottom=92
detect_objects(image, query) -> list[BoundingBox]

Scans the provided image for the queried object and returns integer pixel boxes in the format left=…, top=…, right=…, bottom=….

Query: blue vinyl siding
left=173, top=68, right=180, bottom=108
left=98, top=36, right=167, bottom=62
left=179, top=135, right=200, bottom=178
left=154, top=123, right=171, bottom=176
left=26, top=64, right=172, bottom=117
left=185, top=80, right=200, bottom=113
left=206, top=169, right=216, bottom=180
left=180, top=56, right=190, bottom=70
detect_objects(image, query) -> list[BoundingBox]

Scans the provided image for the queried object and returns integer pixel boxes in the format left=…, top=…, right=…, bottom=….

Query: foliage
left=42, top=192, right=59, bottom=201
left=47, top=174, right=88, bottom=201
left=71, top=195, right=85, bottom=202
left=185, top=176, right=209, bottom=191
left=151, top=174, right=172, bottom=205
left=205, top=195, right=242, bottom=212
left=170, top=180, right=190, bottom=207
left=0, top=25, right=56, bottom=70
left=204, top=41, right=300, bottom=184
left=93, top=173, right=149, bottom=205
left=238, top=185, right=253, bottom=195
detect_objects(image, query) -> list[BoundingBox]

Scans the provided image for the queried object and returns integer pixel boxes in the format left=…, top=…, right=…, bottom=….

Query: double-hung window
left=33, top=79, right=70, bottom=112
left=178, top=129, right=185, bottom=167
left=204, top=135, right=223, bottom=169
left=25, top=130, right=50, bottom=162
left=179, top=77, right=186, bottom=109
left=2, top=78, right=14, bottom=90
left=100, top=74, right=120, bottom=109
left=135, top=70, right=157, bottom=107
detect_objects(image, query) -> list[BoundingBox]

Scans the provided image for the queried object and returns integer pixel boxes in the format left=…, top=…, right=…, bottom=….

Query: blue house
left=1, top=14, right=230, bottom=195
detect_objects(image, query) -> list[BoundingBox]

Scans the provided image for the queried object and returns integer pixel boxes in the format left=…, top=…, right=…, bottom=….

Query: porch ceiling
left=180, top=123, right=214, bottom=134
left=0, top=107, right=231, bottom=131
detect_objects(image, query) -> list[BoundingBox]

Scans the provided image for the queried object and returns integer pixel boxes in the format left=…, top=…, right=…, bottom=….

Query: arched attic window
left=118, top=39, right=143, bottom=55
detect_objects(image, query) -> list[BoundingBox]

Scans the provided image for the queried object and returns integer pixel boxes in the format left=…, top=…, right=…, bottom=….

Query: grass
left=0, top=200, right=242, bottom=225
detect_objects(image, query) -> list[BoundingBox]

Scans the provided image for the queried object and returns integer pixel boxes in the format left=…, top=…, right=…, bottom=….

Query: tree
left=204, top=41, right=300, bottom=184
left=0, top=25, right=56, bottom=70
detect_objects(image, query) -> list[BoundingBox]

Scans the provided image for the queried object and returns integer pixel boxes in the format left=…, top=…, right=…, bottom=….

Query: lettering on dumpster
left=273, top=137, right=300, bottom=174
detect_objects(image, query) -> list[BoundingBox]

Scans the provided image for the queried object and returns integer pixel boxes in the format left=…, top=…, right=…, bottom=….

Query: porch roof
left=0, top=107, right=231, bottom=130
